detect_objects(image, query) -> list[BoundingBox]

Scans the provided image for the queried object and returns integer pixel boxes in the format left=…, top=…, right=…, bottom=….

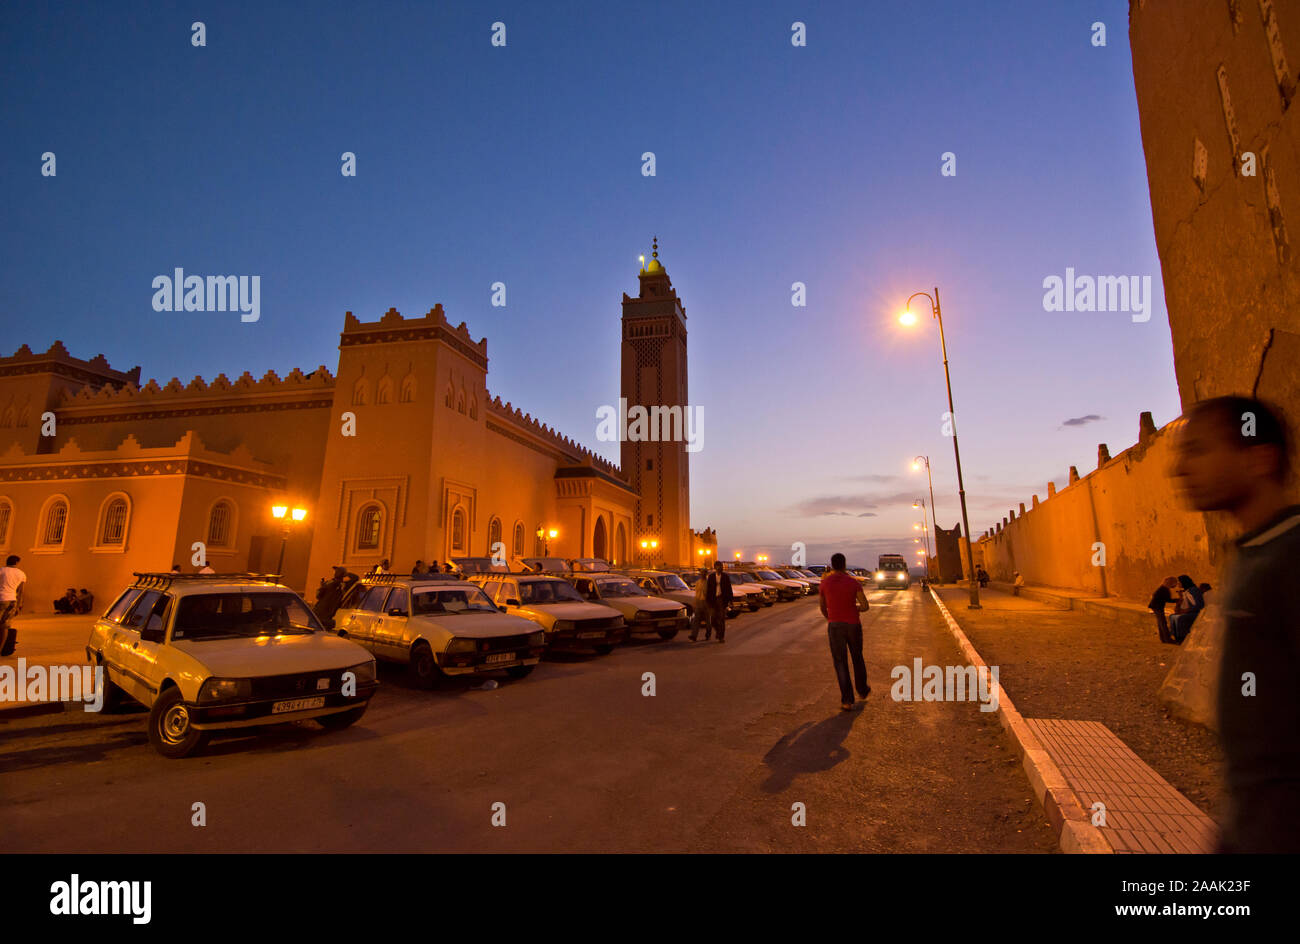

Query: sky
left=1, top=0, right=1179, bottom=568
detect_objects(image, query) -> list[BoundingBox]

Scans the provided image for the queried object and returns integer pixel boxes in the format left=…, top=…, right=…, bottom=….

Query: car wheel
left=506, top=665, right=534, bottom=680
left=409, top=642, right=441, bottom=688
left=657, top=628, right=679, bottom=641
left=317, top=705, right=367, bottom=729
left=147, top=688, right=210, bottom=759
left=593, top=644, right=614, bottom=655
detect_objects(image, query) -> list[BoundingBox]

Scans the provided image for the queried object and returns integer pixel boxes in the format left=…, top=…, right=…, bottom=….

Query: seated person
left=1169, top=575, right=1211, bottom=644
left=54, top=588, right=78, bottom=613
left=75, top=588, right=94, bottom=614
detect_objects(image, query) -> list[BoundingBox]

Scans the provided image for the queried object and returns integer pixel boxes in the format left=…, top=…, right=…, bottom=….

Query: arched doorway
left=593, top=516, right=608, bottom=561
left=614, top=522, right=627, bottom=566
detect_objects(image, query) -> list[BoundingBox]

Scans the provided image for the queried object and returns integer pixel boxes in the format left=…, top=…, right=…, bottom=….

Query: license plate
left=578, top=631, right=605, bottom=639
left=272, top=696, right=326, bottom=714
left=484, top=652, right=516, bottom=664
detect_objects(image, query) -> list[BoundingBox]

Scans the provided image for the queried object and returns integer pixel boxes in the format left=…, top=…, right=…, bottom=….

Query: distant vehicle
left=807, top=565, right=829, bottom=576
left=87, top=572, right=378, bottom=758
left=874, top=555, right=911, bottom=589
left=520, top=557, right=569, bottom=574
left=742, top=568, right=804, bottom=602
left=777, top=568, right=819, bottom=593
left=677, top=570, right=757, bottom=614
left=333, top=575, right=546, bottom=684
left=724, top=571, right=777, bottom=606
left=452, top=557, right=508, bottom=575
left=470, top=573, right=626, bottom=654
left=567, top=558, right=612, bottom=572
left=564, top=573, right=689, bottom=640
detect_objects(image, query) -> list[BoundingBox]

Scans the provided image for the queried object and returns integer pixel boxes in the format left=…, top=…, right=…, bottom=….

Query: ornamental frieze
left=0, top=458, right=285, bottom=489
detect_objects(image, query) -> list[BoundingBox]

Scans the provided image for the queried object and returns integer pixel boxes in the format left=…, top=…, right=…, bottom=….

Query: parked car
left=807, top=565, right=829, bottom=576
left=333, top=575, right=546, bottom=684
left=470, top=573, right=626, bottom=654
left=520, top=557, right=569, bottom=574
left=742, top=568, right=805, bottom=601
left=724, top=571, right=777, bottom=606
left=677, top=570, right=750, bottom=614
left=776, top=568, right=817, bottom=594
left=564, top=573, right=689, bottom=640
left=452, top=556, right=508, bottom=576
left=86, top=572, right=378, bottom=758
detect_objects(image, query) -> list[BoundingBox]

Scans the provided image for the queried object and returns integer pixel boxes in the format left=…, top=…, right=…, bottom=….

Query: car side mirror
left=505, top=598, right=520, bottom=607
left=387, top=608, right=408, bottom=617
left=141, top=626, right=165, bottom=644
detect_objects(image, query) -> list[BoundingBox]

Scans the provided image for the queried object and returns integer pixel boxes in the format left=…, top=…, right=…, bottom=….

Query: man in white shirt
left=0, top=554, right=27, bottom=656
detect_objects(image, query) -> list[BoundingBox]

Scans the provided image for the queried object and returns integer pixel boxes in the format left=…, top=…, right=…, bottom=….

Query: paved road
left=0, top=589, right=1057, bottom=852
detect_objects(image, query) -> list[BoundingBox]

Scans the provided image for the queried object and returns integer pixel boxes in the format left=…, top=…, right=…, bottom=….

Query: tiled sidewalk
left=1026, top=718, right=1218, bottom=853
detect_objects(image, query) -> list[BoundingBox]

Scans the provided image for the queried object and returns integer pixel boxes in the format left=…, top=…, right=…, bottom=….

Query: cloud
left=1060, top=414, right=1104, bottom=428
left=841, top=473, right=901, bottom=484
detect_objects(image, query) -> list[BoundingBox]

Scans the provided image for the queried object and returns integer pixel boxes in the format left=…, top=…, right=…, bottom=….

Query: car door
left=337, top=585, right=388, bottom=651
left=110, top=590, right=170, bottom=703
left=371, top=585, right=410, bottom=659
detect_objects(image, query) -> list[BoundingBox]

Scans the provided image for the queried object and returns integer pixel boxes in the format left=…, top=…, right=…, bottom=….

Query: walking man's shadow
left=760, top=710, right=858, bottom=793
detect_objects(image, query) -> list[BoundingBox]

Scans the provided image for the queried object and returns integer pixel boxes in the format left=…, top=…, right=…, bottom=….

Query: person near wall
left=1147, top=576, right=1180, bottom=644
left=1012, top=572, right=1025, bottom=595
left=0, top=554, right=26, bottom=656
left=976, top=566, right=990, bottom=588
left=54, top=587, right=78, bottom=614
left=1169, top=575, right=1211, bottom=644
left=75, top=588, right=95, bottom=614
left=1171, top=394, right=1299, bottom=854
left=688, top=568, right=709, bottom=641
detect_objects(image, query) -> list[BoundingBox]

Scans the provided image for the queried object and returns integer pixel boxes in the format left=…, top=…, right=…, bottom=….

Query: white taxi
left=332, top=575, right=547, bottom=684
left=565, top=573, right=689, bottom=641
left=86, top=572, right=378, bottom=758
left=471, top=573, right=627, bottom=654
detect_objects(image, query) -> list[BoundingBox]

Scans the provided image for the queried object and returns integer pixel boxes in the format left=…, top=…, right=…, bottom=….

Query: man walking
left=704, top=561, right=733, bottom=643
left=818, top=553, right=870, bottom=710
left=1171, top=395, right=1299, bottom=853
left=0, top=554, right=27, bottom=657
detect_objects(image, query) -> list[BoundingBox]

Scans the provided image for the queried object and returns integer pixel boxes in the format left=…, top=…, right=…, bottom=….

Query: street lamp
left=900, top=288, right=980, bottom=608
left=640, top=537, right=659, bottom=566
left=912, top=455, right=940, bottom=580
left=913, top=499, right=933, bottom=581
left=270, top=503, right=308, bottom=577
left=536, top=527, right=559, bottom=557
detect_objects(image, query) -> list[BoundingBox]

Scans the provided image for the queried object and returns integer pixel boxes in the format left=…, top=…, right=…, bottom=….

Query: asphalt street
left=0, top=588, right=1057, bottom=852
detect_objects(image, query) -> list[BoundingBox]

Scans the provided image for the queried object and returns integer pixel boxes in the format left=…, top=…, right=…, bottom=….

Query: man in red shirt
left=818, top=553, right=871, bottom=710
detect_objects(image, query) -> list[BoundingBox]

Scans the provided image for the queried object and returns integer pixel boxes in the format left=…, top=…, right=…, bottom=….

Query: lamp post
left=270, top=504, right=308, bottom=578
left=640, top=538, right=659, bottom=567
left=912, top=455, right=939, bottom=579
left=536, top=527, right=558, bottom=557
left=912, top=500, right=933, bottom=580
left=901, top=288, right=980, bottom=608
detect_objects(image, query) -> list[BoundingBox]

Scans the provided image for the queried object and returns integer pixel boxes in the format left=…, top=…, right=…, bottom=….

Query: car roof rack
left=131, top=572, right=283, bottom=591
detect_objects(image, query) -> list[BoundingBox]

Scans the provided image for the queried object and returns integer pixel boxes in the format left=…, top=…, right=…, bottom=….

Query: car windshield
left=520, top=579, right=586, bottom=604
left=880, top=562, right=907, bottom=571
left=412, top=586, right=499, bottom=614
left=756, top=570, right=782, bottom=580
left=596, top=578, right=646, bottom=597
left=728, top=572, right=751, bottom=583
left=658, top=574, right=688, bottom=591
left=173, top=591, right=321, bottom=640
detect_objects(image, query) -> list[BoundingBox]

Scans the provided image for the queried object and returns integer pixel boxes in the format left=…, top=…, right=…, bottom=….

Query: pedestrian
left=818, top=552, right=870, bottom=710
left=976, top=566, right=990, bottom=588
left=1169, top=575, right=1211, bottom=644
left=170, top=564, right=181, bottom=574
left=0, top=554, right=27, bottom=656
left=198, top=563, right=215, bottom=574
left=1148, top=576, right=1180, bottom=643
left=1171, top=395, right=1300, bottom=854
left=688, top=567, right=709, bottom=641
left=75, top=588, right=94, bottom=614
left=1012, top=571, right=1025, bottom=595
left=704, top=561, right=733, bottom=643
left=442, top=562, right=454, bottom=574
left=411, top=559, right=426, bottom=577
left=54, top=587, right=78, bottom=614
left=313, top=566, right=358, bottom=630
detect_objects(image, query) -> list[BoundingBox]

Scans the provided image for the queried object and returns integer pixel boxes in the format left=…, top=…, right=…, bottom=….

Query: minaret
left=620, top=238, right=691, bottom=566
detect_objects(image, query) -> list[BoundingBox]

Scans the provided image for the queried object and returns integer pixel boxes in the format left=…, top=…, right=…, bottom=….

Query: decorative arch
left=376, top=376, right=394, bottom=404
left=95, top=492, right=132, bottom=548
left=450, top=506, right=467, bottom=555
left=356, top=502, right=385, bottom=551
left=468, top=394, right=478, bottom=420
left=207, top=498, right=237, bottom=548
left=592, top=516, right=608, bottom=561
left=456, top=387, right=466, bottom=414
left=352, top=377, right=370, bottom=406
left=615, top=522, right=628, bottom=567
left=0, top=496, right=13, bottom=549
left=37, top=494, right=70, bottom=549
left=487, top=516, right=503, bottom=556
left=445, top=383, right=455, bottom=408
left=400, top=373, right=416, bottom=403
left=513, top=520, right=526, bottom=557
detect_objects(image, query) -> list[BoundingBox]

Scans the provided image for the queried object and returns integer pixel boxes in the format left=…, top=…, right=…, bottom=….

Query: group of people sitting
left=1148, top=574, right=1211, bottom=644
left=53, top=587, right=94, bottom=614
left=408, top=559, right=456, bottom=576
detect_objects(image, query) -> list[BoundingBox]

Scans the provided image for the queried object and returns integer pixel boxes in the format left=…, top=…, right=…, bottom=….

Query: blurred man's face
left=1170, top=412, right=1258, bottom=512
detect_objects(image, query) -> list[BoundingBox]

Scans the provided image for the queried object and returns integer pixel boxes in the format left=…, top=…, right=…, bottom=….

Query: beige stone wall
left=978, top=416, right=1215, bottom=602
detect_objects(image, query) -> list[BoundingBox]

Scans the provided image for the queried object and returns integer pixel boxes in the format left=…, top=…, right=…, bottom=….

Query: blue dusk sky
left=1, top=0, right=1177, bottom=566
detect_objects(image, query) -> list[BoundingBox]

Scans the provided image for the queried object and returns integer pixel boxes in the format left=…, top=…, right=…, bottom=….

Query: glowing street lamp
left=537, top=527, right=559, bottom=556
left=640, top=537, right=659, bottom=566
left=270, top=503, right=308, bottom=577
left=913, top=499, right=932, bottom=580
left=899, top=288, right=980, bottom=608
left=912, top=455, right=939, bottom=582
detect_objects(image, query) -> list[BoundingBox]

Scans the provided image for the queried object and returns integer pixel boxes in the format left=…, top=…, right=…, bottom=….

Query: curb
left=927, top=586, right=1112, bottom=854
left=0, top=701, right=68, bottom=720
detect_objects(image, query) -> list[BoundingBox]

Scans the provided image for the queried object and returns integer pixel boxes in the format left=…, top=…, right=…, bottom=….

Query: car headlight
left=198, top=677, right=252, bottom=702
left=552, top=620, right=574, bottom=631
left=348, top=661, right=377, bottom=684
left=634, top=610, right=652, bottom=621
left=446, top=638, right=476, bottom=653
left=876, top=572, right=885, bottom=580
left=896, top=573, right=906, bottom=580
left=528, top=631, right=546, bottom=646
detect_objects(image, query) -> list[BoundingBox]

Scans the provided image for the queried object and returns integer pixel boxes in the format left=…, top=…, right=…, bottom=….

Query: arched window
left=207, top=500, right=235, bottom=547
left=352, top=378, right=369, bottom=406
left=40, top=497, right=69, bottom=547
left=445, top=384, right=455, bottom=408
left=615, top=522, right=628, bottom=566
left=487, top=516, right=502, bottom=555
left=98, top=494, right=130, bottom=546
left=0, top=498, right=12, bottom=547
left=468, top=395, right=478, bottom=419
left=400, top=374, right=416, bottom=403
left=451, top=507, right=466, bottom=553
left=513, top=521, right=525, bottom=557
left=357, top=504, right=383, bottom=550
left=456, top=389, right=466, bottom=414
left=376, top=377, right=394, bottom=404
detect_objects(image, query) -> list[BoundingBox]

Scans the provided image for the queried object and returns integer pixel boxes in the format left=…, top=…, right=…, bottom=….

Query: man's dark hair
left=713, top=560, right=723, bottom=571
left=830, top=553, right=847, bottom=571
left=1187, top=395, right=1290, bottom=483
left=5, top=555, right=19, bottom=566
